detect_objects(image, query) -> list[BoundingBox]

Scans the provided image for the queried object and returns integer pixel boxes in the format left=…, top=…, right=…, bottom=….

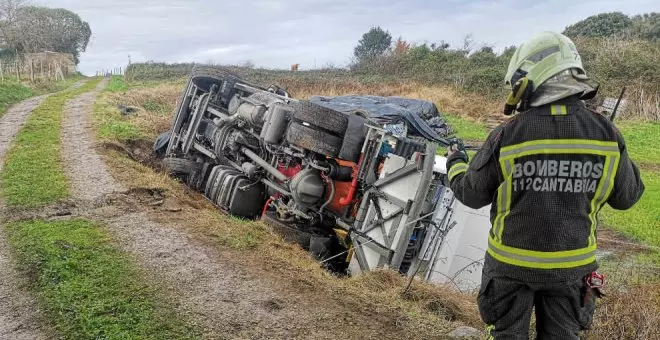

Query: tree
left=632, top=12, right=660, bottom=41
left=0, top=0, right=29, bottom=23
left=563, top=12, right=660, bottom=41
left=469, top=46, right=497, bottom=67
left=430, top=41, right=450, bottom=51
left=354, top=27, right=392, bottom=62
left=563, top=12, right=633, bottom=38
left=0, top=5, right=91, bottom=63
left=0, top=0, right=29, bottom=53
left=393, top=37, right=410, bottom=56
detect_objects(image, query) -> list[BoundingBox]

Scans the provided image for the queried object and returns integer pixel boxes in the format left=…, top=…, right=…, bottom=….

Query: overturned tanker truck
left=155, top=66, right=491, bottom=290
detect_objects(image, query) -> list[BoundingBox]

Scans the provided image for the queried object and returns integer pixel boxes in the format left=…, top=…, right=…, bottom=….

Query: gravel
left=61, top=78, right=123, bottom=201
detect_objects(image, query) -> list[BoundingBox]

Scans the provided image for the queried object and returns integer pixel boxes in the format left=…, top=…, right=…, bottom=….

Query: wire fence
left=95, top=67, right=124, bottom=77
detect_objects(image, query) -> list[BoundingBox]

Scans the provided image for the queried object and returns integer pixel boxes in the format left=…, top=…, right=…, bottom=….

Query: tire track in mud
left=0, top=94, right=57, bottom=340
left=61, top=79, right=344, bottom=339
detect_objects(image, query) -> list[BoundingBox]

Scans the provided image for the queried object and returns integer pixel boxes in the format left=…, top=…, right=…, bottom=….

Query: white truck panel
left=427, top=203, right=491, bottom=291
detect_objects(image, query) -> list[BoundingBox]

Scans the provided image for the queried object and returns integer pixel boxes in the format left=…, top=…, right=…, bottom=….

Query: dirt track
left=62, top=79, right=125, bottom=201
left=0, top=95, right=52, bottom=339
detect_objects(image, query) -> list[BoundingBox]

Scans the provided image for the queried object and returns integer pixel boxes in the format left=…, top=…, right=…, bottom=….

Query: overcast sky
left=40, top=0, right=660, bottom=75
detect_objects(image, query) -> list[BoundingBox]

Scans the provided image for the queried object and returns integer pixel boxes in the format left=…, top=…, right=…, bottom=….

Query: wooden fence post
left=0, top=61, right=4, bottom=83
left=40, top=60, right=43, bottom=79
left=56, top=62, right=64, bottom=81
left=15, top=61, right=20, bottom=82
left=30, top=59, right=34, bottom=82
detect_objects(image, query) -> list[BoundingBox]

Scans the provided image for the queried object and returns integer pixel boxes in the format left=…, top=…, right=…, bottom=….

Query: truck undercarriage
left=156, top=66, right=491, bottom=289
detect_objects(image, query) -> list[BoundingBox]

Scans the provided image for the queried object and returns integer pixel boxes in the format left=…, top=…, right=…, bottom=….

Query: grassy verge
left=1, top=78, right=102, bottom=207
left=0, top=76, right=86, bottom=118
left=94, top=79, right=181, bottom=142
left=94, top=99, right=142, bottom=141
left=6, top=219, right=197, bottom=339
left=0, top=81, right=34, bottom=116
left=30, top=74, right=85, bottom=96
left=94, top=76, right=142, bottom=141
left=600, top=171, right=659, bottom=247
left=599, top=119, right=660, bottom=263
left=106, top=76, right=129, bottom=93
left=599, top=122, right=660, bottom=262
left=618, top=122, right=660, bottom=164
left=444, top=113, right=489, bottom=141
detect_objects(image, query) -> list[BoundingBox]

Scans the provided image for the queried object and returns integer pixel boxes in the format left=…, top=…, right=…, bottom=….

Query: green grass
left=6, top=219, right=197, bottom=339
left=444, top=113, right=489, bottom=141
left=601, top=121, right=660, bottom=253
left=600, top=171, right=660, bottom=245
left=30, top=74, right=86, bottom=96
left=93, top=98, right=141, bottom=141
left=617, top=121, right=660, bottom=164
left=0, top=81, right=33, bottom=116
left=1, top=78, right=102, bottom=207
left=106, top=76, right=129, bottom=93
left=0, top=76, right=88, bottom=118
left=96, top=76, right=142, bottom=141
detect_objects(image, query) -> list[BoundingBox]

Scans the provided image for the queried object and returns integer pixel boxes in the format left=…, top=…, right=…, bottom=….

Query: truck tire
left=187, top=162, right=211, bottom=192
left=190, top=65, right=240, bottom=92
left=163, top=157, right=197, bottom=175
left=190, top=65, right=266, bottom=93
left=154, top=131, right=171, bottom=156
left=337, top=114, right=368, bottom=162
left=286, top=122, right=342, bottom=158
left=204, top=166, right=222, bottom=197
left=290, top=101, right=348, bottom=136
left=262, top=211, right=324, bottom=250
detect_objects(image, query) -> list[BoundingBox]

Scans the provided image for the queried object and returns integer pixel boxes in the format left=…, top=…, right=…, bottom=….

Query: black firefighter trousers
left=477, top=275, right=597, bottom=339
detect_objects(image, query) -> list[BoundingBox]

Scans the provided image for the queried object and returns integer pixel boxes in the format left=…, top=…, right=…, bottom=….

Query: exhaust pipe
left=241, top=147, right=289, bottom=183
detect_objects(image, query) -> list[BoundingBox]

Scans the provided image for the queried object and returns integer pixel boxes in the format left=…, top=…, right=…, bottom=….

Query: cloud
left=39, top=0, right=660, bottom=75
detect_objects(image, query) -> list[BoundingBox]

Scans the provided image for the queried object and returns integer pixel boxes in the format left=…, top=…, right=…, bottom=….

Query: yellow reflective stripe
left=500, top=139, right=619, bottom=161
left=588, top=155, right=620, bottom=246
left=485, top=325, right=495, bottom=339
left=448, top=162, right=468, bottom=181
left=488, top=236, right=597, bottom=269
left=551, top=105, right=567, bottom=115
left=494, top=159, right=514, bottom=242
left=501, top=139, right=619, bottom=153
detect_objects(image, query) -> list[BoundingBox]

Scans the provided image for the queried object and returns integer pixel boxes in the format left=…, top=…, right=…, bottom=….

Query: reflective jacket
left=446, top=97, right=645, bottom=282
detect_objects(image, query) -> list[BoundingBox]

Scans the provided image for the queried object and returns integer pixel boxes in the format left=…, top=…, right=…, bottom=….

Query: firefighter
left=446, top=31, right=644, bottom=339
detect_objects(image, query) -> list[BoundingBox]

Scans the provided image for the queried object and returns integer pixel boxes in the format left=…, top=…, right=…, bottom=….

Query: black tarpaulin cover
left=309, top=95, right=451, bottom=141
